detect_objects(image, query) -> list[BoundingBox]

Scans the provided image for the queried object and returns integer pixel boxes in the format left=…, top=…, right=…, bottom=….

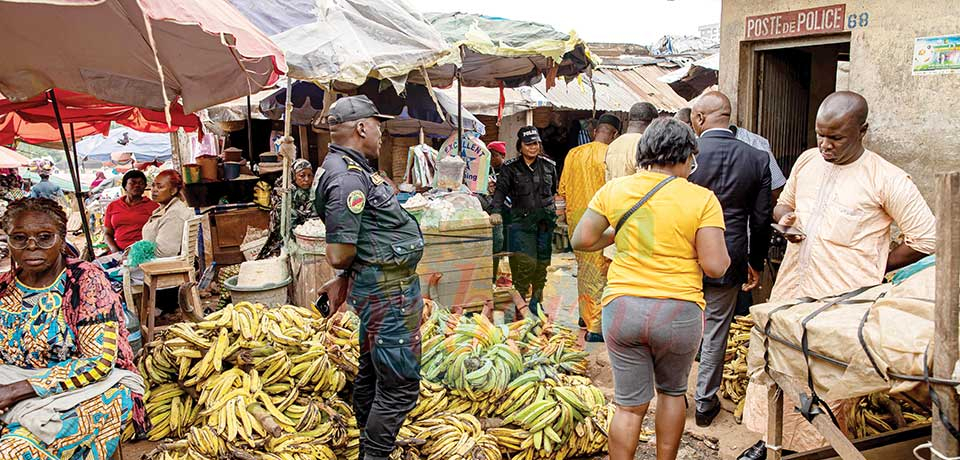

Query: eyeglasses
left=8, top=232, right=60, bottom=250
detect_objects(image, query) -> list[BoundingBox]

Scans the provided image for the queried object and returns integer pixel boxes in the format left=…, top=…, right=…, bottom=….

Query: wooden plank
left=769, top=371, right=866, bottom=460
left=418, top=257, right=493, bottom=275
left=934, top=171, right=960, bottom=457
left=783, top=424, right=930, bottom=460
left=298, top=126, right=309, bottom=159
left=421, top=243, right=492, bottom=263
left=768, top=383, right=784, bottom=460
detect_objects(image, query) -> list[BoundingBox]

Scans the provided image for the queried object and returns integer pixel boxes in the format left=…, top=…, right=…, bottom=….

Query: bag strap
left=614, top=176, right=677, bottom=234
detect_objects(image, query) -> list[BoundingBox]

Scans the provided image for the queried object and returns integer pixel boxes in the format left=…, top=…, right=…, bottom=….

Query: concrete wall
left=720, top=0, right=960, bottom=202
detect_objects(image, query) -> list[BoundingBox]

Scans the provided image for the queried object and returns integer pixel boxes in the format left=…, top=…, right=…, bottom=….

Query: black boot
left=738, top=441, right=766, bottom=460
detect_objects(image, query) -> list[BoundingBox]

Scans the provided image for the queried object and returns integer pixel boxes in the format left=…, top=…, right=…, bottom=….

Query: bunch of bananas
left=848, top=391, right=931, bottom=439
left=396, top=413, right=501, bottom=460
left=497, top=376, right=609, bottom=459
left=144, top=383, right=200, bottom=440
left=719, top=315, right=753, bottom=422
left=141, top=304, right=361, bottom=460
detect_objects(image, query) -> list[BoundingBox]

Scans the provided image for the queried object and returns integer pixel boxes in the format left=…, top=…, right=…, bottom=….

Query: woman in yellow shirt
left=571, top=117, right=730, bottom=460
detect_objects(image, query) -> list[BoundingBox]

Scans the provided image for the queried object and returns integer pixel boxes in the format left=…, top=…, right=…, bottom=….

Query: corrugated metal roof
left=604, top=66, right=689, bottom=112
left=528, top=65, right=688, bottom=113
left=531, top=71, right=641, bottom=112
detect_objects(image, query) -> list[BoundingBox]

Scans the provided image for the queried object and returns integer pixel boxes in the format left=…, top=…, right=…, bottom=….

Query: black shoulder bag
left=614, top=176, right=677, bottom=233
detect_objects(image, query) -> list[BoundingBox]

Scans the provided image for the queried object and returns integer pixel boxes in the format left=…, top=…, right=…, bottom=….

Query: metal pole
left=48, top=90, right=94, bottom=260
left=68, top=124, right=81, bottom=186
left=246, top=94, right=254, bottom=162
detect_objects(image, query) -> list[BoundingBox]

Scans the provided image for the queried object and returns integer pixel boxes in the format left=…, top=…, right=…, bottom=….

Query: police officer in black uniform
left=490, top=126, right=558, bottom=314
left=314, top=95, right=424, bottom=460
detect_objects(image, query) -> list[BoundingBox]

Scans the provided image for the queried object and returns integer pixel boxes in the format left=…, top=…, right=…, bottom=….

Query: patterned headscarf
left=292, top=159, right=312, bottom=174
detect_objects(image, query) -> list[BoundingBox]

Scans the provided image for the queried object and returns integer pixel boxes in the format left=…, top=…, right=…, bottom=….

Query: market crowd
left=492, top=90, right=934, bottom=460
left=0, top=89, right=936, bottom=460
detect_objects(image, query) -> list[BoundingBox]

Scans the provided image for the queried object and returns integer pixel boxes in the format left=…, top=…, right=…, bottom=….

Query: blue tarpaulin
left=76, top=125, right=172, bottom=162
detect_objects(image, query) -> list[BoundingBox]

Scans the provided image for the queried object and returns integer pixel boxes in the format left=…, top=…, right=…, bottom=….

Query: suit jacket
left=689, top=129, right=772, bottom=287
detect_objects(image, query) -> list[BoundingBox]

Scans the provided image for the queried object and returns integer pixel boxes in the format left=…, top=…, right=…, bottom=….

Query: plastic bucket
left=182, top=164, right=201, bottom=184
left=196, top=155, right=219, bottom=181
left=224, top=275, right=291, bottom=306
left=224, top=161, right=243, bottom=180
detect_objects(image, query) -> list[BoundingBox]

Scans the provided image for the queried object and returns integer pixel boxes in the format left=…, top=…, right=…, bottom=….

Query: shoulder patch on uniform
left=347, top=190, right=366, bottom=214
left=503, top=157, right=520, bottom=165
left=538, top=155, right=556, bottom=165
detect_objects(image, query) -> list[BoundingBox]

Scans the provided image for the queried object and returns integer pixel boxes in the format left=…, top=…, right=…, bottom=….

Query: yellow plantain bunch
left=719, top=315, right=753, bottom=423
left=398, top=413, right=501, bottom=460
left=140, top=304, right=362, bottom=459
left=848, top=391, right=931, bottom=439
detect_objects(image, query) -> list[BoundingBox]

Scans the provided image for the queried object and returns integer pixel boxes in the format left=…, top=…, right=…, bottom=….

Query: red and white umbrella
left=0, top=0, right=287, bottom=114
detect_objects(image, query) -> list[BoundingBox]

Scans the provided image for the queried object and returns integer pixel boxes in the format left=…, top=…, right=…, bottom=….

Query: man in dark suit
left=688, top=91, right=773, bottom=427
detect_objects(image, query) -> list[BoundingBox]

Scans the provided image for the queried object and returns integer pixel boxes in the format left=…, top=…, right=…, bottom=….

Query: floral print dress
left=0, top=259, right=146, bottom=459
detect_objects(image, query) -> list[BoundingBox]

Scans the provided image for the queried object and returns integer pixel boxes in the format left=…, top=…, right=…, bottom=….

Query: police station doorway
left=748, top=36, right=850, bottom=178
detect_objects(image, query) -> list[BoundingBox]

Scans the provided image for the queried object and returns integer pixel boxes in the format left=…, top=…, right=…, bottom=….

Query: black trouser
left=349, top=266, right=424, bottom=460
left=506, top=210, right=555, bottom=312
left=492, top=222, right=504, bottom=283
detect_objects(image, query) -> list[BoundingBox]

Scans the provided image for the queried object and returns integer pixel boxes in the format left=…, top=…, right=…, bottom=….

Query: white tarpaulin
left=229, top=0, right=451, bottom=91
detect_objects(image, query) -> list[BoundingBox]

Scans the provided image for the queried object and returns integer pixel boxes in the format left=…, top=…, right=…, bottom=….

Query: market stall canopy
left=0, top=0, right=287, bottom=114
left=419, top=12, right=598, bottom=88
left=260, top=80, right=325, bottom=126
left=202, top=88, right=278, bottom=124
left=229, top=0, right=451, bottom=90
left=266, top=79, right=486, bottom=137
left=360, top=83, right=485, bottom=138
left=0, top=145, right=29, bottom=168
left=0, top=90, right=201, bottom=145
left=77, top=125, right=173, bottom=162
left=0, top=112, right=107, bottom=146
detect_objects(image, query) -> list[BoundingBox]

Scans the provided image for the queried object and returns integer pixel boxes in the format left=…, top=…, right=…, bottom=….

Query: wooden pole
left=933, top=171, right=960, bottom=457
left=767, top=384, right=784, bottom=460
left=298, top=126, right=309, bottom=160
left=770, top=371, right=866, bottom=460
left=246, top=94, right=254, bottom=162
left=170, top=131, right=182, bottom=171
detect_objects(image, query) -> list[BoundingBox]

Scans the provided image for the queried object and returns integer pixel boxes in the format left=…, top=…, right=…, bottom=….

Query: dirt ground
left=123, top=253, right=758, bottom=459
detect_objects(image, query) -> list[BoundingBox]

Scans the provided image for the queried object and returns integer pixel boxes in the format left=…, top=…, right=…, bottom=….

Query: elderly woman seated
left=0, top=198, right=146, bottom=459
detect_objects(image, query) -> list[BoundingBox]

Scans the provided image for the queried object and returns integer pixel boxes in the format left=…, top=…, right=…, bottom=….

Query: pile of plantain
left=139, top=303, right=611, bottom=460
left=397, top=308, right=611, bottom=460
left=718, top=315, right=753, bottom=423
left=139, top=302, right=361, bottom=460
left=848, top=391, right=931, bottom=439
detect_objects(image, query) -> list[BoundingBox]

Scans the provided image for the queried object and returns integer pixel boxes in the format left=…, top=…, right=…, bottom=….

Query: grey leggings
left=602, top=296, right=703, bottom=406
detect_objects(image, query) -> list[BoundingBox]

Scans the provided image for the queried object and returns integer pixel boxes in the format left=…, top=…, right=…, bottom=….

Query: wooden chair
left=124, top=216, right=204, bottom=343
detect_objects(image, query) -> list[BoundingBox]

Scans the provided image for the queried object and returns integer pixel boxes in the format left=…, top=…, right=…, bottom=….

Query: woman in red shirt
left=103, top=170, right=159, bottom=253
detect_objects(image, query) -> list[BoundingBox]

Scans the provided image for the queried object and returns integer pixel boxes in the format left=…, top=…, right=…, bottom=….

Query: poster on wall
left=913, top=35, right=960, bottom=75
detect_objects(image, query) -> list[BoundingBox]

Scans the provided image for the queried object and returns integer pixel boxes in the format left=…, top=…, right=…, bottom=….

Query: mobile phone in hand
left=771, top=223, right=804, bottom=237
left=316, top=292, right=331, bottom=317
